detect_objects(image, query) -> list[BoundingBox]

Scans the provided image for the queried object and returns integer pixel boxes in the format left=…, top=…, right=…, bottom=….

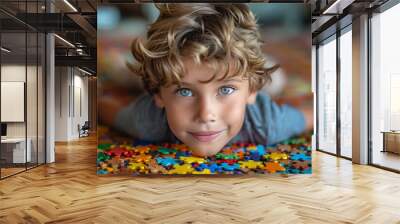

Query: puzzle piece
left=221, top=148, right=234, bottom=154
left=193, top=169, right=212, bottom=174
left=246, top=145, right=257, bottom=151
left=105, top=147, right=135, bottom=158
left=132, top=154, right=152, bottom=163
left=220, top=162, right=240, bottom=171
left=149, top=159, right=168, bottom=174
left=97, top=152, right=111, bottom=162
left=196, top=163, right=222, bottom=173
left=171, top=144, right=189, bottom=151
left=249, top=151, right=262, bottom=160
left=97, top=169, right=108, bottom=175
left=104, top=147, right=125, bottom=157
left=157, top=147, right=177, bottom=155
left=216, top=153, right=238, bottom=160
left=216, top=159, right=237, bottom=165
left=235, top=151, right=245, bottom=160
left=156, top=157, right=178, bottom=167
left=98, top=162, right=108, bottom=170
left=128, top=162, right=148, bottom=173
left=135, top=146, right=151, bottom=154
left=290, top=153, right=311, bottom=161
left=256, top=145, right=266, bottom=155
left=168, top=164, right=194, bottom=174
left=180, top=156, right=206, bottom=164
left=264, top=162, right=286, bottom=173
left=98, top=143, right=112, bottom=151
left=264, top=152, right=288, bottom=161
left=175, top=150, right=191, bottom=158
left=238, top=160, right=264, bottom=169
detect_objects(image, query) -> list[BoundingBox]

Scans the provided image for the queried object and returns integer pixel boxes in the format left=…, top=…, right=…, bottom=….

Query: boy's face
left=154, top=59, right=257, bottom=157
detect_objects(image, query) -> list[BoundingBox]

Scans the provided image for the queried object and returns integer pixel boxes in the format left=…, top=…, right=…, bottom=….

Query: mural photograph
left=97, top=3, right=313, bottom=175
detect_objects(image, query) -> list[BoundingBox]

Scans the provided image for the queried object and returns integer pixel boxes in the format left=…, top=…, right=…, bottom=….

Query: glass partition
left=1, top=30, right=28, bottom=177
left=317, top=35, right=337, bottom=155
left=0, top=1, right=46, bottom=179
left=371, top=3, right=400, bottom=171
left=339, top=27, right=352, bottom=158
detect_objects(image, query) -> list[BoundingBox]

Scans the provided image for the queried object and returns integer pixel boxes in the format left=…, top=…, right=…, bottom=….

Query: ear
left=246, top=91, right=257, bottom=104
left=153, top=93, right=165, bottom=108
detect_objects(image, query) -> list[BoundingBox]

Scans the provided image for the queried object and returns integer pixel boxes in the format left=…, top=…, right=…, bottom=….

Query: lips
left=189, top=130, right=224, bottom=142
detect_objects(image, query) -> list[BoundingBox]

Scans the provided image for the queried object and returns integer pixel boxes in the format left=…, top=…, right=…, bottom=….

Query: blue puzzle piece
left=290, top=153, right=311, bottom=161
left=196, top=163, right=222, bottom=173
left=220, top=163, right=240, bottom=171
left=249, top=151, right=261, bottom=160
left=156, top=157, right=178, bottom=167
left=256, top=145, right=266, bottom=155
left=97, top=170, right=108, bottom=175
left=288, top=169, right=300, bottom=174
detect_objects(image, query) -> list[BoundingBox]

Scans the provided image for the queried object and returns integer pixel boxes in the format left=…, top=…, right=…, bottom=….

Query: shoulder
left=114, top=93, right=174, bottom=142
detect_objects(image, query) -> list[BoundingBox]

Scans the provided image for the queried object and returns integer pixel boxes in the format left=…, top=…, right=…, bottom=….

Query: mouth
left=188, top=130, right=225, bottom=142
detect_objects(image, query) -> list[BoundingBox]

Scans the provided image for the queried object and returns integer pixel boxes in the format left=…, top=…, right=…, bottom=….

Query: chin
left=189, top=143, right=224, bottom=157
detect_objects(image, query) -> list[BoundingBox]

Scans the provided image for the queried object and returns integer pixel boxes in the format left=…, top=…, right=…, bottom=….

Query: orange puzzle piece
left=264, top=162, right=285, bottom=173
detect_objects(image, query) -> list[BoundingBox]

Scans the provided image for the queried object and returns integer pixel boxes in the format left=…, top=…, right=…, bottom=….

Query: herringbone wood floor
left=1, top=135, right=400, bottom=224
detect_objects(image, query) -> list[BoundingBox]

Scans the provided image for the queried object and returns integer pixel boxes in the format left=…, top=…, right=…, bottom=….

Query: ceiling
left=0, top=0, right=97, bottom=74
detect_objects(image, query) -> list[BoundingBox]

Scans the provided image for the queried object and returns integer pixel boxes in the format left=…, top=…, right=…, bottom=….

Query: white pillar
left=46, top=1, right=55, bottom=163
left=352, top=14, right=369, bottom=164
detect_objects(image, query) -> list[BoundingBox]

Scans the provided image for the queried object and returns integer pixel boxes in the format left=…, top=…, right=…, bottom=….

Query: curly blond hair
left=129, top=3, right=277, bottom=94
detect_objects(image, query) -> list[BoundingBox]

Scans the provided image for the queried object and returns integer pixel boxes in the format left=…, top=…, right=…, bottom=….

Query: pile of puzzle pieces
left=97, top=132, right=312, bottom=175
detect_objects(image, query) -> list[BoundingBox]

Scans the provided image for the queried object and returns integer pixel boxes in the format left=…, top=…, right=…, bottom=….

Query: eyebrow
left=175, top=77, right=244, bottom=87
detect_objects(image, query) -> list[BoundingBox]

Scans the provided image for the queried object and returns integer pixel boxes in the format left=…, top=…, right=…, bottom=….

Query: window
left=339, top=27, right=352, bottom=158
left=371, top=2, right=400, bottom=171
left=317, top=35, right=337, bottom=154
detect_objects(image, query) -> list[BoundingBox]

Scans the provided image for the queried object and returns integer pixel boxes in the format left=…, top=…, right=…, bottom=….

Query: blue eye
left=176, top=88, right=193, bottom=97
left=219, top=86, right=235, bottom=95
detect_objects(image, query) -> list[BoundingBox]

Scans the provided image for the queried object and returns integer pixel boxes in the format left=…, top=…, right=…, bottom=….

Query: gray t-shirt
left=114, top=92, right=306, bottom=145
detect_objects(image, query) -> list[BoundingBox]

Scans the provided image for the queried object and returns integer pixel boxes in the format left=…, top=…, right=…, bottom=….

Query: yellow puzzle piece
left=168, top=164, right=194, bottom=174
left=264, top=152, right=288, bottom=161
left=132, top=154, right=152, bottom=163
left=192, top=169, right=212, bottom=174
left=128, top=162, right=147, bottom=172
left=180, top=156, right=206, bottom=164
left=239, top=160, right=264, bottom=169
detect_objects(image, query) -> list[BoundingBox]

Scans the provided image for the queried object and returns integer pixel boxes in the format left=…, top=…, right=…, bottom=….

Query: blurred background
left=98, top=3, right=312, bottom=128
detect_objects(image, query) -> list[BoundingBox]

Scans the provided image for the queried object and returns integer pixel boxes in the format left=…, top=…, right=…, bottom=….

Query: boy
left=99, top=3, right=313, bottom=157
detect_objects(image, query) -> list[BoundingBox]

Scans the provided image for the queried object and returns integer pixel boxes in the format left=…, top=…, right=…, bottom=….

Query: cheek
left=164, top=102, right=192, bottom=132
left=221, top=97, right=247, bottom=126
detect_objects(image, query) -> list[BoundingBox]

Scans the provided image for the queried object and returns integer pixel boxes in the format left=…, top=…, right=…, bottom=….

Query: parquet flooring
left=1, top=135, right=400, bottom=224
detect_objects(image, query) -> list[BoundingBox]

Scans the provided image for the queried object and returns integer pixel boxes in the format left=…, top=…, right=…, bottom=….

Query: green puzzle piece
left=98, top=143, right=112, bottom=151
left=97, top=152, right=111, bottom=162
left=216, top=153, right=238, bottom=160
left=158, top=147, right=178, bottom=155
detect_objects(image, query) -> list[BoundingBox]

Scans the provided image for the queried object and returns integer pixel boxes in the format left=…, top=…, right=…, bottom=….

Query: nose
left=196, top=96, right=217, bottom=123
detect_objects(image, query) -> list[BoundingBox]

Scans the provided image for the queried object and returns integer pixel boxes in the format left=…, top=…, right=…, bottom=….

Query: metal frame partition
left=0, top=0, right=47, bottom=180
left=367, top=0, right=400, bottom=173
left=314, top=16, right=353, bottom=161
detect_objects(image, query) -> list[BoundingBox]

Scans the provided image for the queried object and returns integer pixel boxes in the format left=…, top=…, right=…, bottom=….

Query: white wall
left=1, top=64, right=46, bottom=164
left=1, top=65, right=34, bottom=138
left=54, top=67, right=89, bottom=141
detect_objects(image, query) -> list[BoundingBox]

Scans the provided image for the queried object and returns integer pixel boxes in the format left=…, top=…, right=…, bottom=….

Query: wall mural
left=97, top=3, right=313, bottom=176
